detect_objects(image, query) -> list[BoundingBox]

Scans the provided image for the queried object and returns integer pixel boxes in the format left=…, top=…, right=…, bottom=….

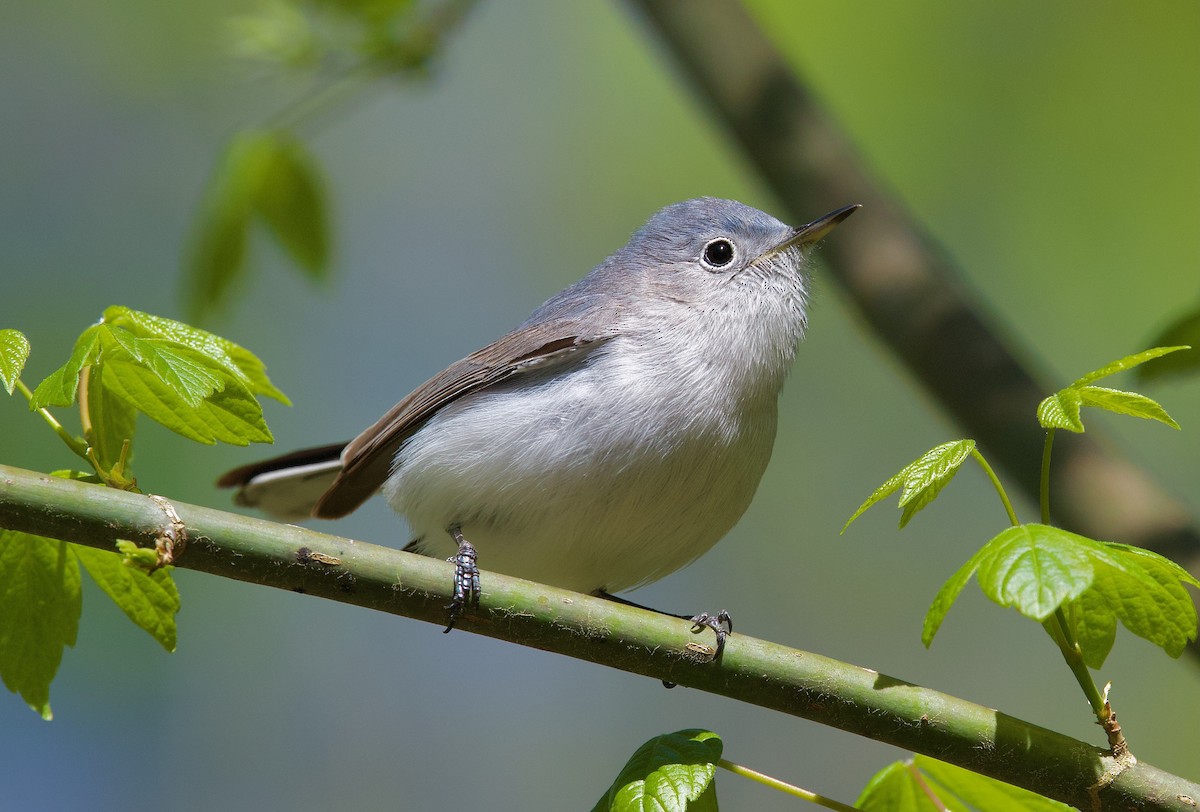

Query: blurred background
left=2, top=1, right=1198, bottom=809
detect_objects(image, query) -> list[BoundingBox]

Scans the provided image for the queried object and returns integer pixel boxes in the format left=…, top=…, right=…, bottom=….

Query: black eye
left=702, top=238, right=735, bottom=268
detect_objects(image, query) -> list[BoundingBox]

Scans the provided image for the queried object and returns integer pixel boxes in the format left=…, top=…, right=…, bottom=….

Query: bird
left=219, top=197, right=858, bottom=648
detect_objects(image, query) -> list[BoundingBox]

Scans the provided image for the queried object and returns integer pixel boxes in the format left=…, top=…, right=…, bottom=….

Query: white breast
left=383, top=306, right=794, bottom=594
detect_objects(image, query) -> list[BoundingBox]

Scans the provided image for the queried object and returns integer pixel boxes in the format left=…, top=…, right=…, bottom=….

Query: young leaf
left=974, top=524, right=1096, bottom=622
left=29, top=325, right=102, bottom=409
left=101, top=326, right=226, bottom=408
left=1063, top=587, right=1117, bottom=670
left=185, top=130, right=331, bottom=320
left=843, top=440, right=975, bottom=532
left=856, top=761, right=942, bottom=812
left=104, top=306, right=289, bottom=404
left=0, top=530, right=82, bottom=719
left=185, top=133, right=266, bottom=320
left=921, top=549, right=984, bottom=647
left=1139, top=311, right=1200, bottom=382
left=1036, top=390, right=1084, bottom=433
left=0, top=329, right=30, bottom=394
left=914, top=755, right=1071, bottom=811
left=1076, top=386, right=1179, bottom=429
left=71, top=545, right=179, bottom=652
left=841, top=470, right=904, bottom=533
left=1072, top=345, right=1190, bottom=386
left=1086, top=543, right=1200, bottom=660
left=591, top=729, right=722, bottom=812
left=80, top=365, right=138, bottom=474
left=253, top=132, right=330, bottom=280
left=98, top=359, right=270, bottom=446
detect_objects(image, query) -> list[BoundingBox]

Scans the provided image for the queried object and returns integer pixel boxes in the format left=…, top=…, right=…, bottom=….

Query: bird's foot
left=443, top=525, right=480, bottom=633
left=688, top=610, right=733, bottom=661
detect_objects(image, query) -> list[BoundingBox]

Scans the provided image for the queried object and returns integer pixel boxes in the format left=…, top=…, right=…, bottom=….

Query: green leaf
left=29, top=325, right=102, bottom=409
left=253, top=132, right=329, bottom=280
left=858, top=757, right=1073, bottom=811
left=1064, top=587, right=1117, bottom=670
left=1036, top=390, right=1084, bottom=432
left=71, top=545, right=179, bottom=652
left=922, top=542, right=992, bottom=647
left=186, top=134, right=263, bottom=320
left=842, top=470, right=904, bottom=533
left=1084, top=543, right=1200, bottom=660
left=0, top=329, right=30, bottom=395
left=843, top=440, right=975, bottom=532
left=1038, top=348, right=1187, bottom=433
left=99, top=359, right=271, bottom=446
left=914, top=755, right=1071, bottom=811
left=0, top=530, right=82, bottom=719
left=185, top=130, right=331, bottom=320
left=1140, top=312, right=1200, bottom=381
left=842, top=471, right=904, bottom=533
left=592, top=729, right=722, bottom=812
left=101, top=326, right=225, bottom=408
left=896, top=440, right=975, bottom=528
left=104, top=306, right=289, bottom=404
left=935, top=525, right=1199, bottom=665
left=115, top=539, right=161, bottom=569
left=975, top=524, right=1096, bottom=622
left=855, top=761, right=941, bottom=812
left=81, top=365, right=138, bottom=474
left=1072, top=345, right=1190, bottom=386
left=1077, top=386, right=1179, bottom=429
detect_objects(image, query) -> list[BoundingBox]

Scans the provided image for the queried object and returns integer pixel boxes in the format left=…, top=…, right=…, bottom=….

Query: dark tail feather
left=216, top=442, right=349, bottom=488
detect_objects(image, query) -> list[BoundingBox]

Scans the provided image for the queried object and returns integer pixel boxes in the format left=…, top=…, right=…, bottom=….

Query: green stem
left=1040, top=429, right=1055, bottom=525
left=970, top=448, right=1020, bottom=527
left=265, top=60, right=381, bottom=134
left=14, top=379, right=90, bottom=459
left=1047, top=607, right=1106, bottom=720
left=718, top=759, right=861, bottom=811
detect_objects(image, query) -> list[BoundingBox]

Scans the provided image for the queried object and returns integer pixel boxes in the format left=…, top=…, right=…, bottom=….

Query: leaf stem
left=717, top=759, right=862, bottom=811
left=1040, top=429, right=1055, bottom=525
left=14, top=379, right=90, bottom=459
left=970, top=449, right=1020, bottom=527
left=1046, top=607, right=1106, bottom=720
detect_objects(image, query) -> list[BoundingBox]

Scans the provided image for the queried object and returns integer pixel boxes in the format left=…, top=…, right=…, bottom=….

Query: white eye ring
left=701, top=238, right=735, bottom=269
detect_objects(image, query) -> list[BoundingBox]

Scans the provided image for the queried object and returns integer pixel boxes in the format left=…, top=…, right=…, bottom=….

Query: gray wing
left=312, top=317, right=615, bottom=518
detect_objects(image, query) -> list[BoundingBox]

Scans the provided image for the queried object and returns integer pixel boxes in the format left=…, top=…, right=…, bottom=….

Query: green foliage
left=922, top=524, right=1200, bottom=663
left=857, top=756, right=1070, bottom=811
left=187, top=130, right=329, bottom=320
left=1140, top=308, right=1200, bottom=382
left=1036, top=346, right=1187, bottom=433
left=843, top=440, right=975, bottom=531
left=72, top=545, right=180, bottom=652
left=1, top=308, right=281, bottom=716
left=0, top=329, right=30, bottom=394
left=30, top=306, right=286, bottom=459
left=592, top=729, right=722, bottom=812
left=1063, top=542, right=1200, bottom=668
left=0, top=529, right=183, bottom=719
left=847, top=346, right=1200, bottom=726
left=0, top=531, right=81, bottom=720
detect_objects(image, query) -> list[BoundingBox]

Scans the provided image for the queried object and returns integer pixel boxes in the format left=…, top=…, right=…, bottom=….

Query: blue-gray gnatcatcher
left=219, top=198, right=857, bottom=643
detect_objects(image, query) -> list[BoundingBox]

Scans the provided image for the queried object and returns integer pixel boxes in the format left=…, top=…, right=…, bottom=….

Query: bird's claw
left=444, top=527, right=480, bottom=633
left=688, top=610, right=733, bottom=661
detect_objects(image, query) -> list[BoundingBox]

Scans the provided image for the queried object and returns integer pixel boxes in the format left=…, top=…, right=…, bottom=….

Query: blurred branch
left=624, top=0, right=1200, bottom=586
left=1, top=463, right=1198, bottom=810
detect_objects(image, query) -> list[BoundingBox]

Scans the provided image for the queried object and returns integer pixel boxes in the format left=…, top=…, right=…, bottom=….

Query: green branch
left=0, top=463, right=1196, bottom=809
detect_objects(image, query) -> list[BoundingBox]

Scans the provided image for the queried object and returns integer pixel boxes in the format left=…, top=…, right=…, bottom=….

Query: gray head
left=547, top=197, right=855, bottom=322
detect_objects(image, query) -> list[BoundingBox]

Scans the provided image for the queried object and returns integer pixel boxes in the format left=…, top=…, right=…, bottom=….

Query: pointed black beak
left=776, top=203, right=861, bottom=252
